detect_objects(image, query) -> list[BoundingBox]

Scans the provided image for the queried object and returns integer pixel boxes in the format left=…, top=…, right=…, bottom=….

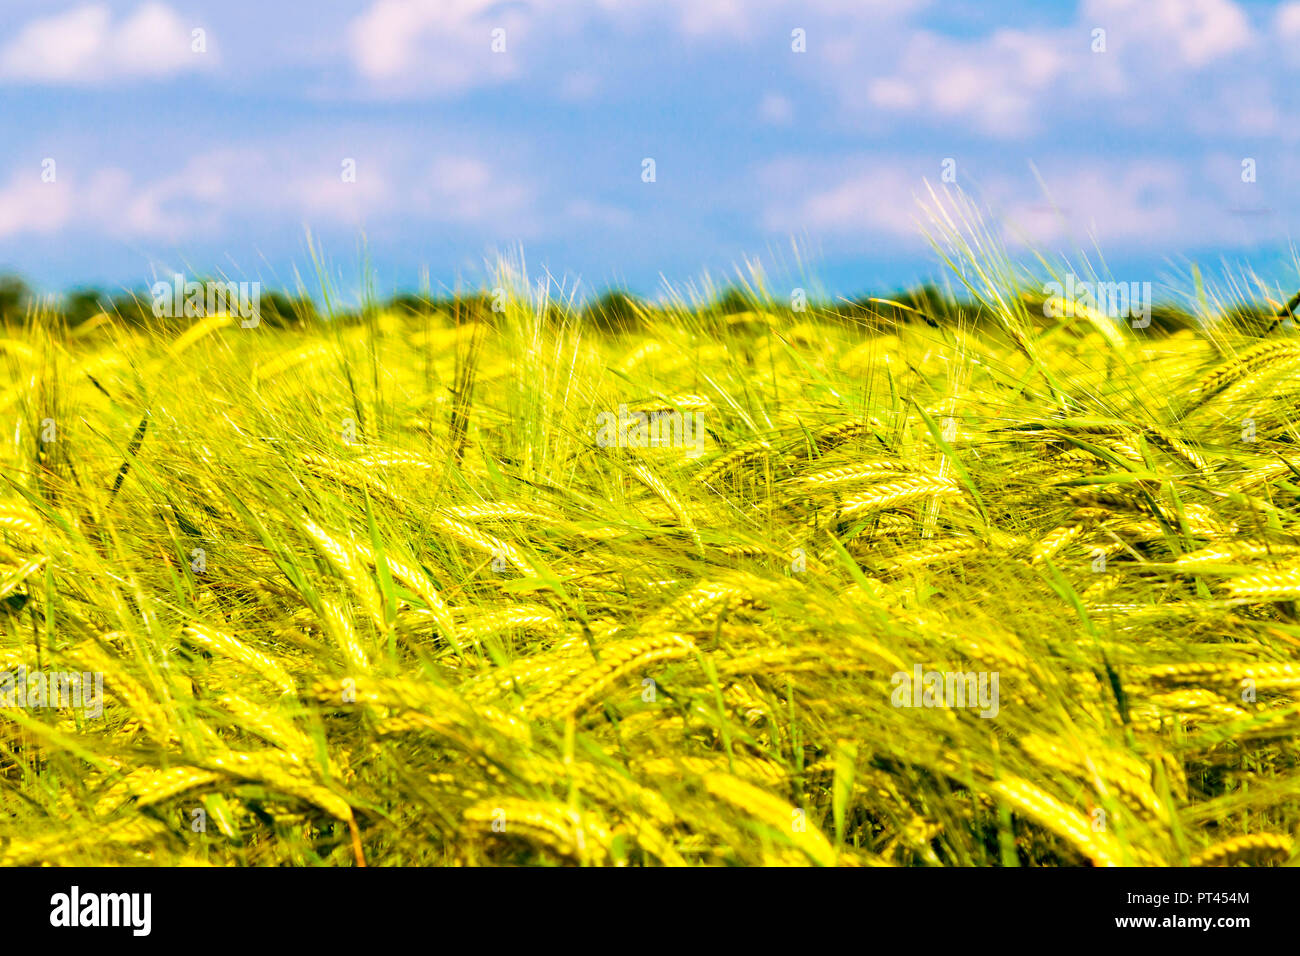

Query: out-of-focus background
left=0, top=0, right=1295, bottom=301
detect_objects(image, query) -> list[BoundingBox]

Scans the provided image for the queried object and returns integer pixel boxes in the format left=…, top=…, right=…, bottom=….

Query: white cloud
left=290, top=170, right=390, bottom=225
left=0, top=172, right=77, bottom=239
left=1082, top=0, right=1252, bottom=69
left=345, top=0, right=925, bottom=96
left=0, top=3, right=211, bottom=84
left=867, top=29, right=1067, bottom=137
left=993, top=161, right=1194, bottom=246
left=576, top=0, right=924, bottom=45
left=418, top=156, right=535, bottom=229
left=0, top=147, right=537, bottom=241
left=1185, top=76, right=1278, bottom=136
left=759, top=92, right=794, bottom=124
left=760, top=155, right=1267, bottom=253
left=674, top=0, right=747, bottom=38
left=0, top=164, right=211, bottom=240
left=348, top=0, right=523, bottom=96
left=862, top=0, right=1254, bottom=136
left=759, top=159, right=928, bottom=239
left=1279, top=2, right=1300, bottom=38
left=1273, top=3, right=1300, bottom=67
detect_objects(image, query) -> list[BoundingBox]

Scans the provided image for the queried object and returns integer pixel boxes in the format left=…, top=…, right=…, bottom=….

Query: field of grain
left=1, top=260, right=1299, bottom=867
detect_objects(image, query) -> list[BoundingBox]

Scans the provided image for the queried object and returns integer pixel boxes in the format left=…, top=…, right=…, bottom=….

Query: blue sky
left=1, top=0, right=1298, bottom=304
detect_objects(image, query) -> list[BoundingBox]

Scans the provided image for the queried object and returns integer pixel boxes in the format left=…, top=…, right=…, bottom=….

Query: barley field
left=1, top=255, right=1299, bottom=868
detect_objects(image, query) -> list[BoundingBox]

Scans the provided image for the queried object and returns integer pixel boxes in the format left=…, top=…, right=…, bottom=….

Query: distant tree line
left=0, top=274, right=1290, bottom=337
